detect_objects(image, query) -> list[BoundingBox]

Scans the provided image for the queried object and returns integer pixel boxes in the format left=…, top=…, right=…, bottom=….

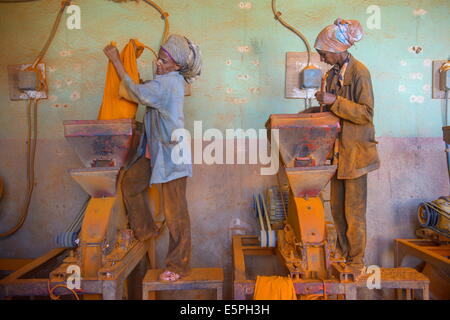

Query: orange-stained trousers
left=97, top=40, right=191, bottom=275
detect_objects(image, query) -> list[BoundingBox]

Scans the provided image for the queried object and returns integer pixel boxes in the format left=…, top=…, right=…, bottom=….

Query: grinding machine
left=265, top=111, right=359, bottom=282
left=48, top=119, right=152, bottom=298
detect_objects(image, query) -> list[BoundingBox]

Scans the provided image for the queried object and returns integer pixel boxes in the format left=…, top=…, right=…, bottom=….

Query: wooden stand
left=232, top=235, right=430, bottom=300
left=0, top=239, right=156, bottom=300
left=348, top=267, right=430, bottom=300
left=395, top=238, right=450, bottom=274
left=142, top=268, right=224, bottom=300
left=232, top=235, right=347, bottom=299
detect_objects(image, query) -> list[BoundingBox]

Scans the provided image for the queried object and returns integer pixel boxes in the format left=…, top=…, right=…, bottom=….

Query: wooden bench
left=347, top=267, right=430, bottom=300
left=232, top=236, right=430, bottom=300
left=142, top=268, right=224, bottom=300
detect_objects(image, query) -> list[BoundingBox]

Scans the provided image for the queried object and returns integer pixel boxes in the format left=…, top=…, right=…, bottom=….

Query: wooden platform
left=395, top=238, right=450, bottom=274
left=233, top=235, right=430, bottom=300
left=0, top=238, right=155, bottom=300
left=232, top=235, right=347, bottom=299
left=350, top=267, right=430, bottom=300
left=142, top=268, right=224, bottom=300
left=395, top=238, right=449, bottom=299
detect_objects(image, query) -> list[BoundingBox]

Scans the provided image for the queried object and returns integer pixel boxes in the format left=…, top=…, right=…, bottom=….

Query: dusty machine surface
left=266, top=112, right=352, bottom=280
left=0, top=119, right=153, bottom=300
left=50, top=119, right=144, bottom=283
left=231, top=111, right=431, bottom=300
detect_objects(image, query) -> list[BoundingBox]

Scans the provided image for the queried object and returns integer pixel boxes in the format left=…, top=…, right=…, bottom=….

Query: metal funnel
left=286, top=165, right=337, bottom=198
left=69, top=167, right=120, bottom=198
left=63, top=119, right=142, bottom=169
left=267, top=112, right=340, bottom=197
left=64, top=119, right=142, bottom=198
left=266, top=112, right=340, bottom=168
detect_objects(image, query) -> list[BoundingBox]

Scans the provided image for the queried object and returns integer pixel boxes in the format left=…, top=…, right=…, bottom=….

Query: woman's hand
left=315, top=91, right=337, bottom=105
left=103, top=44, right=126, bottom=80
left=103, top=44, right=121, bottom=63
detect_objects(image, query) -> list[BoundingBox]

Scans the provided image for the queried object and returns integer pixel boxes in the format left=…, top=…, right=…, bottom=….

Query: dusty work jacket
left=119, top=72, right=192, bottom=185
left=325, top=54, right=380, bottom=179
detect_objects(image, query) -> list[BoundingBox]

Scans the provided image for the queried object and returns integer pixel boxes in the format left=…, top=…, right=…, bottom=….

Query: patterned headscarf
left=161, top=34, right=202, bottom=83
left=314, top=19, right=364, bottom=53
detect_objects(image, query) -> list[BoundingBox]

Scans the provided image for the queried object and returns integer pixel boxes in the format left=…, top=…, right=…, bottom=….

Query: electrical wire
left=0, top=1, right=69, bottom=239
left=142, top=0, right=170, bottom=45
left=112, top=1, right=169, bottom=62
left=31, top=0, right=71, bottom=70
left=444, top=88, right=450, bottom=185
left=48, top=280, right=80, bottom=300
left=0, top=0, right=40, bottom=3
left=0, top=99, right=37, bottom=238
left=271, top=0, right=312, bottom=66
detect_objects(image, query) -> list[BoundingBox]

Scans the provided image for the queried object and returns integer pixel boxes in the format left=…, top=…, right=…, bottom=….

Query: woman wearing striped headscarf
left=104, top=34, right=202, bottom=281
left=313, top=19, right=380, bottom=279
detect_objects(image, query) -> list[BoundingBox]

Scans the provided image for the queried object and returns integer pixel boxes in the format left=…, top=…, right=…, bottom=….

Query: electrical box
left=285, top=52, right=330, bottom=99
left=432, top=60, right=449, bottom=99
left=439, top=64, right=450, bottom=91
left=299, top=66, right=322, bottom=89
left=17, top=70, right=39, bottom=91
left=7, top=63, right=47, bottom=100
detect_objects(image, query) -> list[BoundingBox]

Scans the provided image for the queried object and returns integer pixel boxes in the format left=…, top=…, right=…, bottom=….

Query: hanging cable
left=111, top=1, right=169, bottom=61
left=141, top=0, right=170, bottom=45
left=48, top=280, right=80, bottom=300
left=31, top=1, right=71, bottom=70
left=444, top=88, right=450, bottom=185
left=0, top=99, right=37, bottom=238
left=0, top=0, right=40, bottom=3
left=271, top=0, right=312, bottom=66
left=0, top=2, right=68, bottom=238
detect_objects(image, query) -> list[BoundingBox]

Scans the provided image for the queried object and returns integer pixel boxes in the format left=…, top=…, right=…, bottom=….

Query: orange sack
left=253, top=276, right=297, bottom=300
left=98, top=39, right=147, bottom=120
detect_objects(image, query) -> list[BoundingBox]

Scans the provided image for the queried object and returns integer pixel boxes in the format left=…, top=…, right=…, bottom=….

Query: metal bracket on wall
left=285, top=52, right=330, bottom=99
left=432, top=60, right=449, bottom=99
left=7, top=63, right=47, bottom=101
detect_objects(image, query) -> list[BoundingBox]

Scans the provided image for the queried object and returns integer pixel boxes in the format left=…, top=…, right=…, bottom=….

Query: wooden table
left=142, top=268, right=224, bottom=300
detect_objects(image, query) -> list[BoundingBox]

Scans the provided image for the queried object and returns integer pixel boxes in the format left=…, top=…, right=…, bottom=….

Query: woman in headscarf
left=313, top=19, right=380, bottom=279
left=103, top=34, right=202, bottom=281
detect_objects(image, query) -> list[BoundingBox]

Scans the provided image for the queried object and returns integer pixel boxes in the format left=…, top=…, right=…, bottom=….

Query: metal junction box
left=299, top=66, right=322, bottom=89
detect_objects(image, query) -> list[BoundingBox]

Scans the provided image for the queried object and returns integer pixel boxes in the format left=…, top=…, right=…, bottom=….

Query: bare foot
left=159, top=270, right=181, bottom=282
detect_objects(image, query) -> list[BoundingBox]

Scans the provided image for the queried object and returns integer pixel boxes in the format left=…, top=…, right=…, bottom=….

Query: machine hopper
left=63, top=119, right=142, bottom=198
left=267, top=112, right=340, bottom=197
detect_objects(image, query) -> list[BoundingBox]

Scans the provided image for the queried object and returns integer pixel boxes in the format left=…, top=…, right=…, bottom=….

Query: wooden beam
left=0, top=259, right=34, bottom=271
left=1, top=248, right=66, bottom=282
left=395, top=239, right=450, bottom=274
left=232, top=235, right=247, bottom=282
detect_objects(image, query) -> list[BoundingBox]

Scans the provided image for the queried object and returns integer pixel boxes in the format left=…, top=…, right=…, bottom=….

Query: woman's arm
left=103, top=44, right=163, bottom=109
left=103, top=44, right=127, bottom=80
left=329, top=72, right=374, bottom=125
left=315, top=69, right=374, bottom=125
left=119, top=75, right=163, bottom=110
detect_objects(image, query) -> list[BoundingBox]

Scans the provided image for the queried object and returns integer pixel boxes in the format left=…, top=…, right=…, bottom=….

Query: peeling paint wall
left=0, top=0, right=449, bottom=299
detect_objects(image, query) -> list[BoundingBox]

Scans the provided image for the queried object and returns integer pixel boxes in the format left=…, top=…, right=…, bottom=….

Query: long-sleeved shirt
left=325, top=54, right=380, bottom=179
left=119, top=71, right=192, bottom=185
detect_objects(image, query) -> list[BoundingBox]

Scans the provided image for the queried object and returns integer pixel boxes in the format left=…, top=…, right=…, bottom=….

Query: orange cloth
left=98, top=39, right=146, bottom=120
left=253, top=276, right=297, bottom=300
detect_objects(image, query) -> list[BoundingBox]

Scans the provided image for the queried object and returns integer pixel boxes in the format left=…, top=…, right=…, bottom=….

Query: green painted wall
left=0, top=0, right=449, bottom=140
